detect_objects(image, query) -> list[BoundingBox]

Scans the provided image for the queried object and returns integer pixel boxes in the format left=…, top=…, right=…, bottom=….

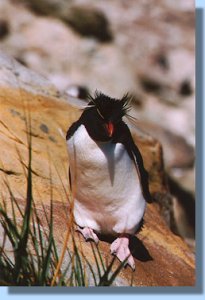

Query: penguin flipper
left=130, top=147, right=153, bottom=203
left=113, top=122, right=153, bottom=203
left=66, top=119, right=81, bottom=140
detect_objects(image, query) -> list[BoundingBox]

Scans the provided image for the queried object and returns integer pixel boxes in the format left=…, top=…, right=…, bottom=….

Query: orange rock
left=0, top=55, right=195, bottom=285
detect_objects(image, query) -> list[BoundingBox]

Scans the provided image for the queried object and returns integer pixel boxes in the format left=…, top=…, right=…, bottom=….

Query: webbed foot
left=110, top=234, right=135, bottom=270
left=76, top=226, right=99, bottom=244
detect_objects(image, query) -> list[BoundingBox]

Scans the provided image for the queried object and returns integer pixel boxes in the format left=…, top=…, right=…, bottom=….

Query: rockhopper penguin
left=66, top=91, right=152, bottom=270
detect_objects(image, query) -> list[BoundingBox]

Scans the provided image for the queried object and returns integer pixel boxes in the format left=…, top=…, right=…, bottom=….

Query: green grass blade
left=39, top=197, right=54, bottom=285
left=0, top=208, right=20, bottom=247
left=98, top=255, right=116, bottom=286
left=83, top=257, right=98, bottom=286
left=95, top=243, right=106, bottom=273
left=90, top=242, right=102, bottom=279
left=102, top=258, right=128, bottom=286
left=72, top=239, right=86, bottom=286
left=4, top=181, right=24, bottom=218
left=13, top=113, right=33, bottom=283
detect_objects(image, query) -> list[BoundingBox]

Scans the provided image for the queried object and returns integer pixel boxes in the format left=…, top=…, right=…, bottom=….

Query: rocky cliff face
left=0, top=0, right=195, bottom=243
left=0, top=54, right=195, bottom=286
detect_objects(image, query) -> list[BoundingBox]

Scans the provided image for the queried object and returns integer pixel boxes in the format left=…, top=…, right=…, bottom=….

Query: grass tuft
left=0, top=107, right=129, bottom=287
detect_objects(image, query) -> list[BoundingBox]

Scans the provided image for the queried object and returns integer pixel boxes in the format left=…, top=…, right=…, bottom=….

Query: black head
left=82, top=91, right=131, bottom=142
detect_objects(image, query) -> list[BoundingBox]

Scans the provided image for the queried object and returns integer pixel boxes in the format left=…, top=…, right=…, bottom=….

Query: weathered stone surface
left=0, top=19, right=9, bottom=40
left=0, top=51, right=58, bottom=97
left=35, top=200, right=195, bottom=286
left=62, top=5, right=113, bottom=42
left=0, top=54, right=195, bottom=286
left=17, top=1, right=113, bottom=42
left=0, top=0, right=195, bottom=139
left=0, top=2, right=195, bottom=215
left=139, top=121, right=195, bottom=171
left=0, top=1, right=137, bottom=97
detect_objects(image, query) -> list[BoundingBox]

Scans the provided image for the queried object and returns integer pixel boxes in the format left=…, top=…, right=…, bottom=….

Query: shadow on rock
left=98, top=234, right=153, bottom=263
left=129, top=236, right=153, bottom=262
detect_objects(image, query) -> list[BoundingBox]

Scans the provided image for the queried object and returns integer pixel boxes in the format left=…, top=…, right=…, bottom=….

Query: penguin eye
left=96, top=108, right=105, bottom=120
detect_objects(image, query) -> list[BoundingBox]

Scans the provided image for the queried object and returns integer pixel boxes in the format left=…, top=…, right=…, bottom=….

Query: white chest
left=67, top=125, right=135, bottom=192
left=66, top=124, right=146, bottom=235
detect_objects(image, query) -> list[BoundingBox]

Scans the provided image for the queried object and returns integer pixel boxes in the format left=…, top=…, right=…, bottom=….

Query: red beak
left=105, top=121, right=114, bottom=137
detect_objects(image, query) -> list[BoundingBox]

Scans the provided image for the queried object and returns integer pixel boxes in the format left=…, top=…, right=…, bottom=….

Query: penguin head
left=82, top=91, right=131, bottom=142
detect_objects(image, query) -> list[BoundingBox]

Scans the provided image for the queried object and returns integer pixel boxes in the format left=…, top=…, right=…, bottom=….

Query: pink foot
left=110, top=235, right=135, bottom=270
left=76, top=226, right=99, bottom=244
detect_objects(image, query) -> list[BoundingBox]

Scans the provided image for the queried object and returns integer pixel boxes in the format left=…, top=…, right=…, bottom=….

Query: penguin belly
left=67, top=125, right=146, bottom=236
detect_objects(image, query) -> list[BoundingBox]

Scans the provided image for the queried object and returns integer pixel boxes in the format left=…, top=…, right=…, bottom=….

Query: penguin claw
left=110, top=236, right=135, bottom=271
left=76, top=226, right=99, bottom=244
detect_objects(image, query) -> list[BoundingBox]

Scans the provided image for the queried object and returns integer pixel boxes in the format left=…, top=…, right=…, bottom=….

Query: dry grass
left=0, top=105, right=129, bottom=286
